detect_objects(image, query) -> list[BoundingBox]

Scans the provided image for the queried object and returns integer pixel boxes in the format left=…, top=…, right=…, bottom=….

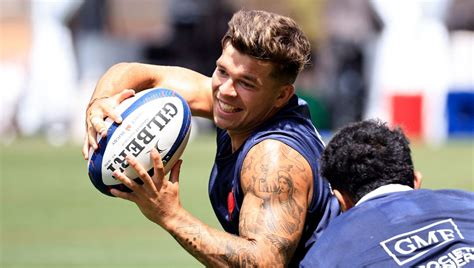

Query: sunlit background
left=1, top=0, right=473, bottom=267
left=2, top=0, right=474, bottom=144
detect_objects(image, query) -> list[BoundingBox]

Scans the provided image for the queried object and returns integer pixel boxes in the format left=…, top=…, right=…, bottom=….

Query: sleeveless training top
left=300, top=189, right=474, bottom=267
left=208, top=95, right=340, bottom=266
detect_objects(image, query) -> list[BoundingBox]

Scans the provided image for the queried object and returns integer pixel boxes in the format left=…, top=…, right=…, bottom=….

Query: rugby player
left=301, top=119, right=474, bottom=267
left=83, top=10, right=339, bottom=267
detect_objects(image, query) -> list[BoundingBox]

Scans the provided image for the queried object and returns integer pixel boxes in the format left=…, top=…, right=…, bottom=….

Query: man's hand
left=110, top=148, right=183, bottom=227
left=82, top=89, right=135, bottom=159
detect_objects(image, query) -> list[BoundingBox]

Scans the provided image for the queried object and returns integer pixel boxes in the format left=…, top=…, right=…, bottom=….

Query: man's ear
left=414, top=171, right=423, bottom=189
left=333, top=189, right=355, bottom=212
left=275, top=84, right=295, bottom=108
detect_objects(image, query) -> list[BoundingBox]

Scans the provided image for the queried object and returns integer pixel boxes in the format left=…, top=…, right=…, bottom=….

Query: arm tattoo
left=224, top=242, right=258, bottom=267
left=238, top=140, right=312, bottom=264
left=174, top=224, right=202, bottom=253
left=170, top=219, right=262, bottom=267
left=242, top=146, right=306, bottom=236
left=266, top=234, right=293, bottom=261
left=167, top=140, right=310, bottom=267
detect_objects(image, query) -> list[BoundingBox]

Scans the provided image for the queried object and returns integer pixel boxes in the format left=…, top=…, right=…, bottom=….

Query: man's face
left=211, top=44, right=286, bottom=135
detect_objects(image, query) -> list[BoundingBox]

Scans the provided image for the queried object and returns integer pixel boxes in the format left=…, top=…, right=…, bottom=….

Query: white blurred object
left=448, top=31, right=474, bottom=89
left=0, top=63, right=25, bottom=144
left=17, top=0, right=83, bottom=145
left=367, top=0, right=451, bottom=145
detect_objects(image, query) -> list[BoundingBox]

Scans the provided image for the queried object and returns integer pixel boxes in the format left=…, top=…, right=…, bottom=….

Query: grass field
left=1, top=134, right=473, bottom=267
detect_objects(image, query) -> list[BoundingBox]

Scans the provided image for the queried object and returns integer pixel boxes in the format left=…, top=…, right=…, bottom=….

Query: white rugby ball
left=88, top=88, right=192, bottom=197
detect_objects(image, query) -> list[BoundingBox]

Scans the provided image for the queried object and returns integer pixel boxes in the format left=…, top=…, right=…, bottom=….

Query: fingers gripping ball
left=87, top=88, right=192, bottom=197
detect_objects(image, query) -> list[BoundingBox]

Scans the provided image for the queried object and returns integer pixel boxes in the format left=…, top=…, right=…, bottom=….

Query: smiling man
left=83, top=10, right=339, bottom=267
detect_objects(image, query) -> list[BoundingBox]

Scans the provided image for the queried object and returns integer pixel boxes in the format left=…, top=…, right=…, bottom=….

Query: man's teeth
left=220, top=101, right=239, bottom=112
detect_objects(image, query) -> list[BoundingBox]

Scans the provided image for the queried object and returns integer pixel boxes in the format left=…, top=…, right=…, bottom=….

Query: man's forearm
left=163, top=208, right=281, bottom=267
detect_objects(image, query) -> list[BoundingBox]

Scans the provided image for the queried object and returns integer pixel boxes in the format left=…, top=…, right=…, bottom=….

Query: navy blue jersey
left=300, top=189, right=474, bottom=267
left=208, top=95, right=340, bottom=266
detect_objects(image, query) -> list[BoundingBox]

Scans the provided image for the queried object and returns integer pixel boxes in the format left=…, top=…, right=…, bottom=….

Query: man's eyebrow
left=216, top=62, right=258, bottom=83
left=241, top=74, right=257, bottom=83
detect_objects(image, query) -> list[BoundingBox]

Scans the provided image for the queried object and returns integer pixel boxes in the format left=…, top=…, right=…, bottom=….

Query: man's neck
left=228, top=130, right=253, bottom=152
left=227, top=105, right=284, bottom=152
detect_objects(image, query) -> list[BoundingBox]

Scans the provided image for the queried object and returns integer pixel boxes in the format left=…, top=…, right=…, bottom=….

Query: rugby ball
left=88, top=88, right=192, bottom=197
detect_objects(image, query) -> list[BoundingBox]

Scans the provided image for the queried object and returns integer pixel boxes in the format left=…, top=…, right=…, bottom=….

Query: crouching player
left=302, top=119, right=474, bottom=267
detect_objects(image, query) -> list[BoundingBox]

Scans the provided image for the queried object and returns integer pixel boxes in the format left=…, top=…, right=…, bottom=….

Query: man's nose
left=218, top=79, right=237, bottom=97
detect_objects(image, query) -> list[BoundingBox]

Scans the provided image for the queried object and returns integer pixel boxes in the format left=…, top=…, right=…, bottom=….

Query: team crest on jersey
left=380, top=219, right=464, bottom=266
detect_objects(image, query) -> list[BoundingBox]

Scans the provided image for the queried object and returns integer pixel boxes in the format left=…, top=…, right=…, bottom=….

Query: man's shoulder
left=246, top=114, right=324, bottom=159
left=362, top=188, right=474, bottom=203
left=241, top=139, right=311, bottom=171
left=428, top=188, right=474, bottom=198
left=401, top=188, right=474, bottom=207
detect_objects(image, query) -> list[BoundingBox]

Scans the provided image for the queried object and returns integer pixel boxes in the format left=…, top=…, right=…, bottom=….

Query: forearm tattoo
left=223, top=242, right=258, bottom=267
left=175, top=224, right=202, bottom=251
left=171, top=221, right=260, bottom=267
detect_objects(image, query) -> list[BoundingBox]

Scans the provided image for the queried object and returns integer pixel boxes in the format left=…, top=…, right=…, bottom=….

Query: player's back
left=300, top=189, right=474, bottom=267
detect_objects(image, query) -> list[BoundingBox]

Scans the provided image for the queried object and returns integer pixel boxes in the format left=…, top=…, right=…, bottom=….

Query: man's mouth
left=218, top=99, right=241, bottom=113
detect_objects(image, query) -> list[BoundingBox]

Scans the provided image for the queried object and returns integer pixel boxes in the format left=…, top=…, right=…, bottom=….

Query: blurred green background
left=1, top=135, right=473, bottom=268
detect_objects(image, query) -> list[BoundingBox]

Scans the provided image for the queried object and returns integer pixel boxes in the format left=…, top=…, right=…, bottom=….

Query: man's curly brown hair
left=221, top=10, right=311, bottom=85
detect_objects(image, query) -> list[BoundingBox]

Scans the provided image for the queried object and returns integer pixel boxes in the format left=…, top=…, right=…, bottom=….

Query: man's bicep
left=239, top=139, right=313, bottom=264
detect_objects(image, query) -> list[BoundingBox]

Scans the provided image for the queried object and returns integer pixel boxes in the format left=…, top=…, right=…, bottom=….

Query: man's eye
left=240, top=81, right=254, bottom=89
left=217, top=68, right=227, bottom=76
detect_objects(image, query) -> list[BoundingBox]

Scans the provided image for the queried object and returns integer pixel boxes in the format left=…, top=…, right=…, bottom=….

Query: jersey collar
left=356, top=184, right=414, bottom=206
